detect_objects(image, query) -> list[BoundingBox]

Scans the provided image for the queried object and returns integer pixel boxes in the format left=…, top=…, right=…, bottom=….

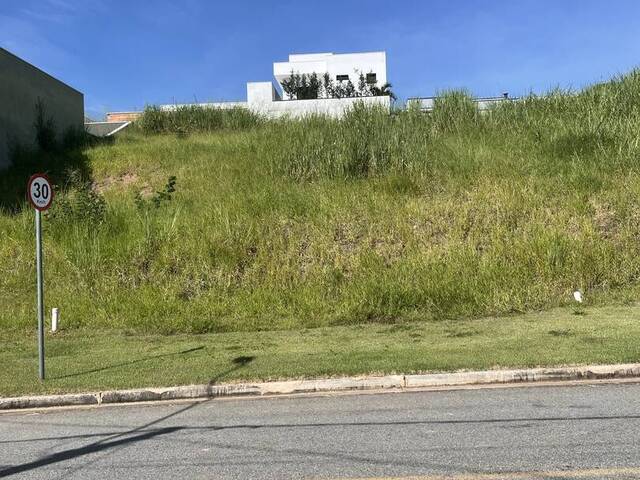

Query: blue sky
left=2, top=0, right=640, bottom=120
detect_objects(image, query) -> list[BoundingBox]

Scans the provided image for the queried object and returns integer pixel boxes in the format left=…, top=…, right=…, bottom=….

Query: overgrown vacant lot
left=2, top=71, right=640, bottom=392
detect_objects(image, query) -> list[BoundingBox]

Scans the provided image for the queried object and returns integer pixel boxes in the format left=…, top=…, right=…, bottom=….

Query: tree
left=370, top=82, right=397, bottom=101
left=332, top=81, right=346, bottom=99
left=281, top=71, right=321, bottom=99
left=280, top=70, right=298, bottom=99
left=344, top=80, right=356, bottom=98
left=357, top=72, right=370, bottom=97
left=322, top=72, right=333, bottom=98
left=305, top=73, right=321, bottom=100
left=281, top=71, right=393, bottom=100
left=299, top=74, right=309, bottom=98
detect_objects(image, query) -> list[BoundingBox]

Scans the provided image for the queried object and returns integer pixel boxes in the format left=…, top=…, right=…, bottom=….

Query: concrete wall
left=0, top=48, right=84, bottom=169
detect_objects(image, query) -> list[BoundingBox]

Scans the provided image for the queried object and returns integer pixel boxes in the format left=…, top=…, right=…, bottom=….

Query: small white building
left=158, top=51, right=390, bottom=119
left=273, top=51, right=387, bottom=100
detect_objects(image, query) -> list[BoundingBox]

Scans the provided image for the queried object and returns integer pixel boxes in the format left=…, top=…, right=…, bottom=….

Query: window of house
left=366, top=73, right=377, bottom=84
left=336, top=74, right=349, bottom=82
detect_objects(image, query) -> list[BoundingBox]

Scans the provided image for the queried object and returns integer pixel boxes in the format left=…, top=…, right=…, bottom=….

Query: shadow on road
left=0, top=397, right=197, bottom=479
left=0, top=356, right=255, bottom=477
left=0, top=426, right=180, bottom=477
left=6, top=409, right=639, bottom=477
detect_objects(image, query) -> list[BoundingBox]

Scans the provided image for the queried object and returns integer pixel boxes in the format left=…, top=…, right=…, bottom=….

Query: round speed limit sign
left=27, top=173, right=54, bottom=211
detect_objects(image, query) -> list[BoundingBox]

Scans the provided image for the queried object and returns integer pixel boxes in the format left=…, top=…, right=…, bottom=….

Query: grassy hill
left=3, top=71, right=640, bottom=336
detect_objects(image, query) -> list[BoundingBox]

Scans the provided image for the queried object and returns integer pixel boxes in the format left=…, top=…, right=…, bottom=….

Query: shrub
left=33, top=98, right=57, bottom=152
left=48, top=170, right=106, bottom=226
left=134, top=176, right=177, bottom=211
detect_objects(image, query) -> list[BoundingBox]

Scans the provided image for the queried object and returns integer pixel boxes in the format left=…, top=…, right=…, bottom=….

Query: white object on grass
left=573, top=291, right=583, bottom=303
left=51, top=308, right=59, bottom=333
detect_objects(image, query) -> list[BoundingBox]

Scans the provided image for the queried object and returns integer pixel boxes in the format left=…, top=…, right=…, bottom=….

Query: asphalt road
left=1, top=382, right=640, bottom=479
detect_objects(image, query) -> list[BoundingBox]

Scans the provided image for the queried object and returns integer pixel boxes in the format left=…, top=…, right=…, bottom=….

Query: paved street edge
left=3, top=363, right=640, bottom=410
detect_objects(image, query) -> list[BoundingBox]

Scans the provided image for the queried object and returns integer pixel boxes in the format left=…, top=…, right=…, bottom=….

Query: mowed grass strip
left=2, top=304, right=640, bottom=397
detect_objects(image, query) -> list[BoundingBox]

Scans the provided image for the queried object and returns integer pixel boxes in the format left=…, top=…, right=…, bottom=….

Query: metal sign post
left=35, top=208, right=45, bottom=380
left=27, top=174, right=54, bottom=381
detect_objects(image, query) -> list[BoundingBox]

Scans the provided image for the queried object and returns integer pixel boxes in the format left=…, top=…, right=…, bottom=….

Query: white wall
left=160, top=82, right=390, bottom=120
left=273, top=51, right=387, bottom=99
left=247, top=82, right=281, bottom=103
left=250, top=93, right=390, bottom=119
left=246, top=82, right=390, bottom=118
left=159, top=101, right=247, bottom=111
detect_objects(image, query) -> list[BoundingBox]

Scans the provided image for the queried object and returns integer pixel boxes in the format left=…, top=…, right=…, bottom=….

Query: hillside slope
left=2, top=71, right=640, bottom=334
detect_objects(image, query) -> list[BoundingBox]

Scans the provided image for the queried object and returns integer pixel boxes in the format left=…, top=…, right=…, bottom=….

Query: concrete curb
left=2, top=363, right=640, bottom=411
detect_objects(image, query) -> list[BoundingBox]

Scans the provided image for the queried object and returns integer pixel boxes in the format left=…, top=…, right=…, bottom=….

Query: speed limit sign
left=27, top=173, right=54, bottom=380
left=27, top=174, right=54, bottom=211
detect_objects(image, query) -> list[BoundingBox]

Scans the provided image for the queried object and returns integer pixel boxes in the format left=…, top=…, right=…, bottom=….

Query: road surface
left=1, top=382, right=640, bottom=479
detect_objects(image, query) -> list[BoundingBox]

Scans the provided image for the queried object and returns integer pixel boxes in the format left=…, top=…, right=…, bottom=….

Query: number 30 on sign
left=27, top=174, right=54, bottom=211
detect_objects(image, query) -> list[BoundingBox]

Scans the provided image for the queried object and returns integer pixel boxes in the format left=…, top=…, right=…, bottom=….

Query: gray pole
left=35, top=209, right=45, bottom=381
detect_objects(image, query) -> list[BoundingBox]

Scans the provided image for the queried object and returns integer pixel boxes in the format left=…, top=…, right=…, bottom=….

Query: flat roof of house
left=287, top=51, right=385, bottom=62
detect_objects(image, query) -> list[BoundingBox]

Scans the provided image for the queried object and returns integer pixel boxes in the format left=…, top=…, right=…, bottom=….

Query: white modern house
left=158, top=51, right=390, bottom=119
left=273, top=51, right=387, bottom=100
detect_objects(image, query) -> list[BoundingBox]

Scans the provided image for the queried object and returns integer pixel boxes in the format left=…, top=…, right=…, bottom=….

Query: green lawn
left=2, top=304, right=640, bottom=397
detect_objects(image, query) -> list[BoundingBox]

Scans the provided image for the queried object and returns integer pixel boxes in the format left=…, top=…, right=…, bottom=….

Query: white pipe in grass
left=51, top=308, right=59, bottom=333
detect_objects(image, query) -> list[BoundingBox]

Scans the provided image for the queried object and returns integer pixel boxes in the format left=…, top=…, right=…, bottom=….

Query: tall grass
left=2, top=70, right=640, bottom=334
left=261, top=74, right=640, bottom=182
left=138, top=105, right=263, bottom=135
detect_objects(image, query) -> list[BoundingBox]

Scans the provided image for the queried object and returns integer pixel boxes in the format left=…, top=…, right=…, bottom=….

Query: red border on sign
left=27, top=173, right=54, bottom=211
